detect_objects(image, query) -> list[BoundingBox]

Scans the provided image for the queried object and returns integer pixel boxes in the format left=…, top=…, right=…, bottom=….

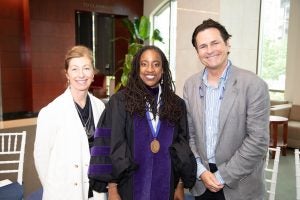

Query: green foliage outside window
left=261, top=38, right=287, bottom=81
left=261, top=38, right=287, bottom=101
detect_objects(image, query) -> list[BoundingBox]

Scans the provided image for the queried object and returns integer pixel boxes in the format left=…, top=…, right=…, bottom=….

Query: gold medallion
left=150, top=139, right=160, bottom=153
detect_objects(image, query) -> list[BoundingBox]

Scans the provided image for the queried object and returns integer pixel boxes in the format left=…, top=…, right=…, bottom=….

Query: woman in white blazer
left=34, top=46, right=106, bottom=200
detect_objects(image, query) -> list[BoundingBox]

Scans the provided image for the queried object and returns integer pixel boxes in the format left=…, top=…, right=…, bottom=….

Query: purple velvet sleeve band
left=91, top=146, right=110, bottom=156
left=89, top=128, right=112, bottom=176
left=88, top=164, right=112, bottom=175
left=94, top=128, right=111, bottom=138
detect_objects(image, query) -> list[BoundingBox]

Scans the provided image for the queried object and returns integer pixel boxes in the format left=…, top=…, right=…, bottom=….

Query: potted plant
left=114, top=15, right=163, bottom=91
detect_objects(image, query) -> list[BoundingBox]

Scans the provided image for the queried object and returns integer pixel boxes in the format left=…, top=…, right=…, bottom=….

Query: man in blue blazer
left=183, top=19, right=270, bottom=200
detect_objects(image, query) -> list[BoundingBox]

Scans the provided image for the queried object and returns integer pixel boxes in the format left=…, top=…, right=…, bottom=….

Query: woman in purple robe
left=89, top=45, right=196, bottom=200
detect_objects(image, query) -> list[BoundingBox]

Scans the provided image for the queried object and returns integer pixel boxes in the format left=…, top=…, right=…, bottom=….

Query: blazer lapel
left=218, top=67, right=238, bottom=135
left=194, top=74, right=207, bottom=156
left=64, top=88, right=86, bottom=132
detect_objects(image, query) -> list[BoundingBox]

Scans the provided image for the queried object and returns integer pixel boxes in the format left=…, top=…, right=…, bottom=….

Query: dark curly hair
left=124, top=45, right=183, bottom=123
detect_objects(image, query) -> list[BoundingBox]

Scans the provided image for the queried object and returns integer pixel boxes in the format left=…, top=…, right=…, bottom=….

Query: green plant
left=114, top=16, right=163, bottom=92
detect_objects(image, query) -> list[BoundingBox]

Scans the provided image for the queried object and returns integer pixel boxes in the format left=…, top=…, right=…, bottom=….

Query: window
left=151, top=0, right=177, bottom=80
left=258, top=0, right=290, bottom=100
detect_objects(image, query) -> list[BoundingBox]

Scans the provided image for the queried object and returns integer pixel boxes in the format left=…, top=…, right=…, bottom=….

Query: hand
left=174, top=181, right=184, bottom=200
left=107, top=183, right=121, bottom=200
left=200, top=170, right=224, bottom=192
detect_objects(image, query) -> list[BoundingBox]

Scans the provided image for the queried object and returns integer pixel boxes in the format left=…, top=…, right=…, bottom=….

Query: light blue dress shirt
left=196, top=60, right=231, bottom=184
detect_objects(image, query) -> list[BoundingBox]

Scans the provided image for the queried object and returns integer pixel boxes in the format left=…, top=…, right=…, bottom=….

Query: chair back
left=265, top=147, right=281, bottom=200
left=0, top=131, right=26, bottom=184
left=295, top=149, right=300, bottom=200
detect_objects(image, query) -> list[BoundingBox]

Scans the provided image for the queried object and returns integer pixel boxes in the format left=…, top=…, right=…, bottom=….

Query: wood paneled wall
left=0, top=0, right=143, bottom=115
left=0, top=0, right=31, bottom=116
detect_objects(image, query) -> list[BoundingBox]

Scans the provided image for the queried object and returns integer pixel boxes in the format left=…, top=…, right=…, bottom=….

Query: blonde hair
left=64, top=45, right=95, bottom=70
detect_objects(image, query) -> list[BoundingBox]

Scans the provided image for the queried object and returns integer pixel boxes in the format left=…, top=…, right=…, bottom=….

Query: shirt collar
left=202, top=60, right=232, bottom=87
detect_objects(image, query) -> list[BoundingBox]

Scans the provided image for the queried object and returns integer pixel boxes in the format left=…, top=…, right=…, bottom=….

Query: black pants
left=195, top=163, right=226, bottom=200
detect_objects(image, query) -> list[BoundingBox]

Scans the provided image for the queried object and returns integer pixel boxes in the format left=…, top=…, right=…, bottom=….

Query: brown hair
left=192, top=18, right=232, bottom=49
left=64, top=45, right=95, bottom=70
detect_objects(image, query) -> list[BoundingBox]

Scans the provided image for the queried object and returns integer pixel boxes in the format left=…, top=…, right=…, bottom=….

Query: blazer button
left=75, top=164, right=79, bottom=168
left=74, top=182, right=78, bottom=186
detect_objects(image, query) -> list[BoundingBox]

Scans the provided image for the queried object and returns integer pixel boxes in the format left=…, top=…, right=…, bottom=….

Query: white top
left=34, top=88, right=105, bottom=200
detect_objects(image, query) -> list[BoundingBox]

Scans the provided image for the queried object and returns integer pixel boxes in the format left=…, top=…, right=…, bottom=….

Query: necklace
left=74, top=98, right=94, bottom=138
left=146, top=85, right=162, bottom=154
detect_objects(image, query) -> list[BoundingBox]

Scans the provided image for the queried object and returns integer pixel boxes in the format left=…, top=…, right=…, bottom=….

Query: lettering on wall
left=83, top=2, right=113, bottom=13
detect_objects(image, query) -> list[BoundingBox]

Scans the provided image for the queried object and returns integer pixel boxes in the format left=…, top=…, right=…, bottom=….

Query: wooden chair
left=265, top=147, right=281, bottom=200
left=0, top=131, right=26, bottom=199
left=295, top=149, right=300, bottom=200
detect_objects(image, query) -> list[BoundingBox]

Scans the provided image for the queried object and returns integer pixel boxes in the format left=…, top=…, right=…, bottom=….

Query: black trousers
left=195, top=163, right=226, bottom=200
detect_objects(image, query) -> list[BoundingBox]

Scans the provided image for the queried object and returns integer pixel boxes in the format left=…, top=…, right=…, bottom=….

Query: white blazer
left=34, top=88, right=106, bottom=200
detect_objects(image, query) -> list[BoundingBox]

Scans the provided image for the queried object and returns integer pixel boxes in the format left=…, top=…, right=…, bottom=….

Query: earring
left=160, top=78, right=164, bottom=84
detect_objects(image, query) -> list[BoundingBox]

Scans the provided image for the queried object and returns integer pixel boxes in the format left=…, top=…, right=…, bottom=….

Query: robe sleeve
left=89, top=105, right=113, bottom=192
left=89, top=91, right=137, bottom=192
left=108, top=91, right=138, bottom=183
left=169, top=99, right=197, bottom=189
